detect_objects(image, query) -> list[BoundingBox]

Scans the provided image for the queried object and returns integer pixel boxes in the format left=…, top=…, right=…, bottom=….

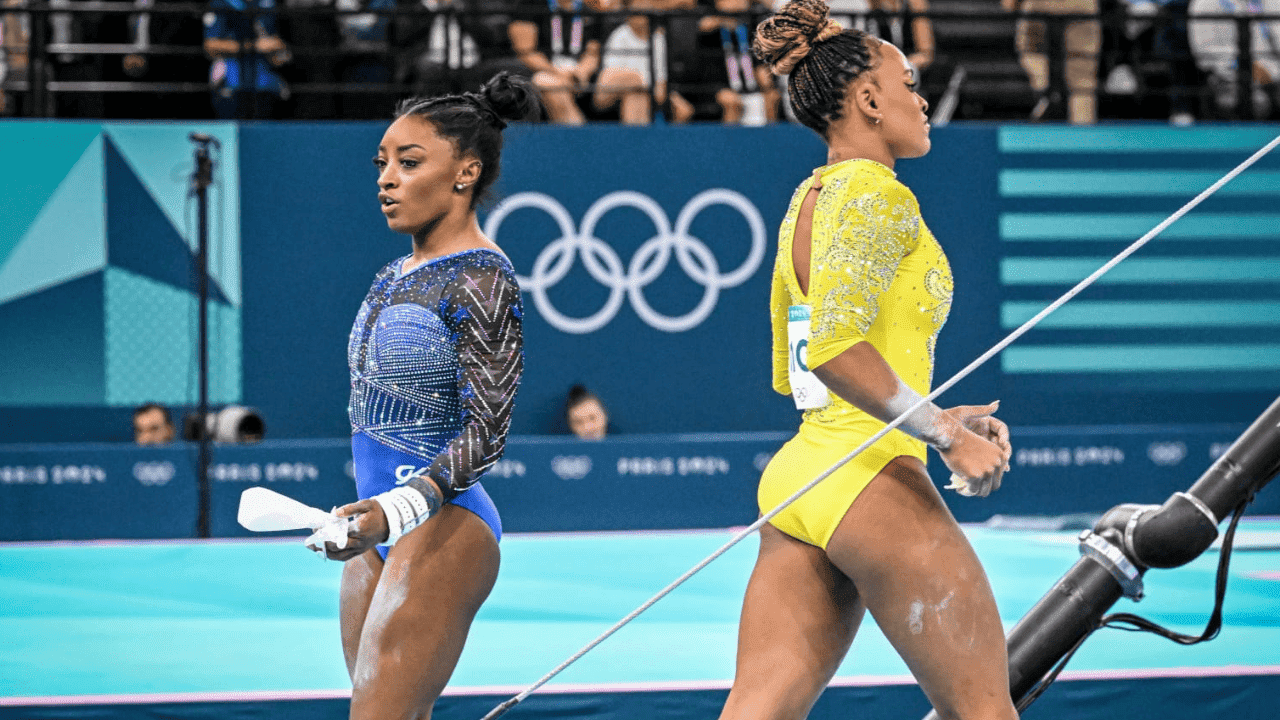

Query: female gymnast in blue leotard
left=308, top=72, right=541, bottom=720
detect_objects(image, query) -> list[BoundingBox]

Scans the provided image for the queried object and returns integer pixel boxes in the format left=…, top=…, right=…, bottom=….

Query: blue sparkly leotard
left=348, top=248, right=523, bottom=557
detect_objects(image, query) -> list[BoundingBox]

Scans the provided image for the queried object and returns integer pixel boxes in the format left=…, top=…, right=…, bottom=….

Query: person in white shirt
left=593, top=0, right=693, bottom=123
left=1188, top=0, right=1280, bottom=117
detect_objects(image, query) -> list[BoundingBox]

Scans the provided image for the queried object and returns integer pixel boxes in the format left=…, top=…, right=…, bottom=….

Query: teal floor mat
left=3, top=522, right=1279, bottom=699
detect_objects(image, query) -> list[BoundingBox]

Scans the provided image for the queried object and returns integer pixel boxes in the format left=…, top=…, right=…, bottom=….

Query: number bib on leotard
left=787, top=305, right=831, bottom=410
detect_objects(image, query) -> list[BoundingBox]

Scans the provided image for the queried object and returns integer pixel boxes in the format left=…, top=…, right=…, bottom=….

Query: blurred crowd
left=0, top=0, right=1277, bottom=121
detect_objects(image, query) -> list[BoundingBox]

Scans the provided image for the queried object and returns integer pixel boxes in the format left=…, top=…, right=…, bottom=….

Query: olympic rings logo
left=133, top=461, right=176, bottom=487
left=483, top=189, right=767, bottom=334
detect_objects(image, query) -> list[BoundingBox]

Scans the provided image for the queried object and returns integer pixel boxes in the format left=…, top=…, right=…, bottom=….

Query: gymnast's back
left=769, top=158, right=953, bottom=446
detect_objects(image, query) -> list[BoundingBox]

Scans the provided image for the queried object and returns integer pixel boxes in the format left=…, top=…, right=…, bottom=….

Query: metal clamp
left=1079, top=530, right=1145, bottom=600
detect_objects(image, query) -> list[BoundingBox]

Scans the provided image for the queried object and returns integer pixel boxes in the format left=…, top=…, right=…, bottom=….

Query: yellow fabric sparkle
left=762, top=158, right=953, bottom=548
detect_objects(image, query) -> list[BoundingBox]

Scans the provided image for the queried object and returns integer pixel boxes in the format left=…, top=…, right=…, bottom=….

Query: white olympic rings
left=483, top=189, right=767, bottom=333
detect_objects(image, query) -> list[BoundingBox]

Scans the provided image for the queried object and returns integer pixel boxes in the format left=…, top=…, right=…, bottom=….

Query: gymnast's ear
left=849, top=80, right=882, bottom=126
left=456, top=153, right=483, bottom=187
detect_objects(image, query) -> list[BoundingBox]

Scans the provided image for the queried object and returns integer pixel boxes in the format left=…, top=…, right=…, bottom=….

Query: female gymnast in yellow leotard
left=719, top=2, right=1017, bottom=719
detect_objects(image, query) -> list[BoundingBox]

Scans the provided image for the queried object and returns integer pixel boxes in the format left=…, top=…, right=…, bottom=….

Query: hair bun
left=477, top=72, right=543, bottom=126
left=753, top=0, right=843, bottom=76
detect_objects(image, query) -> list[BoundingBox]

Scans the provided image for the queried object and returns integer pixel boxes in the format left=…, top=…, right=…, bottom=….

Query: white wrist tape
left=884, top=382, right=955, bottom=450
left=374, top=485, right=437, bottom=546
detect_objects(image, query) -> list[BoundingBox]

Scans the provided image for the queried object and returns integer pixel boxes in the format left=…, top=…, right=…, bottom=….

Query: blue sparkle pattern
left=348, top=249, right=524, bottom=497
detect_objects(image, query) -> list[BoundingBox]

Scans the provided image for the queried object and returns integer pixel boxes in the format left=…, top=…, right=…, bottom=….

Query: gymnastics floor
left=4, top=522, right=1280, bottom=720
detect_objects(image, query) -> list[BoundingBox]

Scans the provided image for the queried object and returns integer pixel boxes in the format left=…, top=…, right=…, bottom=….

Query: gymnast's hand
left=936, top=404, right=1009, bottom=497
left=307, top=500, right=390, bottom=561
left=946, top=401, right=1013, bottom=472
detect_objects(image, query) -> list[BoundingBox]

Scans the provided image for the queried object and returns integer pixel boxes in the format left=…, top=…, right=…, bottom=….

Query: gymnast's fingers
left=334, top=498, right=376, bottom=518
left=987, top=460, right=1004, bottom=495
left=987, top=417, right=1012, bottom=471
left=946, top=401, right=1000, bottom=426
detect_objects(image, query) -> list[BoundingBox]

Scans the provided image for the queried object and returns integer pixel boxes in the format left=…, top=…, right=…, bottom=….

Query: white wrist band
left=374, top=484, right=437, bottom=546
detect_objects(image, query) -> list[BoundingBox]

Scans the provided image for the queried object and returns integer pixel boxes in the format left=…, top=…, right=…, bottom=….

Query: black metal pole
left=1046, top=14, right=1066, bottom=119
left=29, top=5, right=49, bottom=117
left=190, top=133, right=218, bottom=539
left=922, top=396, right=1280, bottom=719
left=1235, top=16, right=1254, bottom=121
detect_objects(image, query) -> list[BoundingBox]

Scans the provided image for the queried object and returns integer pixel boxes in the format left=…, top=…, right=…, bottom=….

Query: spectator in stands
left=867, top=0, right=935, bottom=73
left=45, top=0, right=110, bottom=116
left=115, top=0, right=209, bottom=118
left=565, top=384, right=609, bottom=439
left=595, top=0, right=694, bottom=123
left=689, top=0, right=779, bottom=123
left=395, top=0, right=482, bottom=95
left=0, top=0, right=29, bottom=115
left=509, top=0, right=607, bottom=123
left=334, top=0, right=397, bottom=117
left=397, top=0, right=532, bottom=97
left=1188, top=0, right=1280, bottom=119
left=464, top=0, right=540, bottom=87
left=203, top=0, right=292, bottom=118
left=1103, top=0, right=1197, bottom=124
left=133, top=403, right=176, bottom=445
left=1005, top=0, right=1102, bottom=124
left=280, top=0, right=339, bottom=118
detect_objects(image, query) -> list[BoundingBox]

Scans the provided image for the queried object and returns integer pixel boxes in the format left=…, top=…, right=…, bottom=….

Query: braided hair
left=394, top=72, right=544, bottom=209
left=753, top=0, right=882, bottom=138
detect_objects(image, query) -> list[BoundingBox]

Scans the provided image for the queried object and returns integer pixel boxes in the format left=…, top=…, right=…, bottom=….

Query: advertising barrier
left=2, top=422, right=1272, bottom=542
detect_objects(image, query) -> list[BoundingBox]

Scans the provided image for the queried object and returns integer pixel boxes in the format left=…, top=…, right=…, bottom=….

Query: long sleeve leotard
left=347, top=249, right=523, bottom=517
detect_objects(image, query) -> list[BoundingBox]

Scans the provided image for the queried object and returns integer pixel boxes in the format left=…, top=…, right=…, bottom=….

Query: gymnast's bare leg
left=720, top=457, right=1016, bottom=720
left=826, top=458, right=1017, bottom=720
left=340, top=505, right=499, bottom=720
left=720, top=523, right=865, bottom=720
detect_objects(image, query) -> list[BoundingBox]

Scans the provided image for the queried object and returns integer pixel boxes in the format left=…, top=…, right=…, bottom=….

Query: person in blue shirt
left=203, top=0, right=291, bottom=117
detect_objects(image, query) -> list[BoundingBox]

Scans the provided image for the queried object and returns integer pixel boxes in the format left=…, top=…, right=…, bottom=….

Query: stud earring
left=455, top=182, right=466, bottom=192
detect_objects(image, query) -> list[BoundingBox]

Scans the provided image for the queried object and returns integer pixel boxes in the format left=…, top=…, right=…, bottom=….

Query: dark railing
left=0, top=5, right=1277, bottom=122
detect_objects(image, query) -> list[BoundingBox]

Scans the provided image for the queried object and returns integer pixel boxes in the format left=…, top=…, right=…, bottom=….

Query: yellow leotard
left=761, top=158, right=953, bottom=549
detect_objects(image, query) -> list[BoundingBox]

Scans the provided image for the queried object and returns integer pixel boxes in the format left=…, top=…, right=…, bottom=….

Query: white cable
left=478, top=132, right=1280, bottom=720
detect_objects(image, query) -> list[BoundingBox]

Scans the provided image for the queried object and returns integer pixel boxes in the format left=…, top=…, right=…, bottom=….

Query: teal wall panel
left=0, top=122, right=241, bottom=414
left=0, top=273, right=106, bottom=405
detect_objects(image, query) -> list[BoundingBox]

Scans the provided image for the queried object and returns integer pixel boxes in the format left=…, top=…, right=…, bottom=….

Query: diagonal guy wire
left=479, top=132, right=1280, bottom=720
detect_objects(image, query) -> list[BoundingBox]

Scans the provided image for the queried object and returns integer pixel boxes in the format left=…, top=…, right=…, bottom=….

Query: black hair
left=393, top=72, right=543, bottom=209
left=133, top=402, right=173, bottom=425
left=788, top=32, right=881, bottom=137
left=752, top=0, right=882, bottom=138
left=564, top=384, right=605, bottom=421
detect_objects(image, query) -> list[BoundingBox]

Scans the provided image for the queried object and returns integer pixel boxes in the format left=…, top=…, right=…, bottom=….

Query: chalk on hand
left=945, top=473, right=980, bottom=497
left=305, top=515, right=352, bottom=551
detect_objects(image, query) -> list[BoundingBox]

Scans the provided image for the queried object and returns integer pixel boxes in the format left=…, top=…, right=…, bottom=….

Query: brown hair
left=753, top=0, right=882, bottom=137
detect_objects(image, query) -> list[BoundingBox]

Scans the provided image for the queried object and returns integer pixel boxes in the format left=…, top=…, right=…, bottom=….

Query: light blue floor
left=3, top=522, right=1280, bottom=699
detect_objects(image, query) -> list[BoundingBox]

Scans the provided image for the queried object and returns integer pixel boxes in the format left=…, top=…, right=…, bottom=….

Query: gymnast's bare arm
left=813, top=342, right=1012, bottom=494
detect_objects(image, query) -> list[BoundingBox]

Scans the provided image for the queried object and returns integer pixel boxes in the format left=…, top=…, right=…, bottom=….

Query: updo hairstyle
left=394, top=72, right=544, bottom=209
left=752, top=0, right=883, bottom=137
